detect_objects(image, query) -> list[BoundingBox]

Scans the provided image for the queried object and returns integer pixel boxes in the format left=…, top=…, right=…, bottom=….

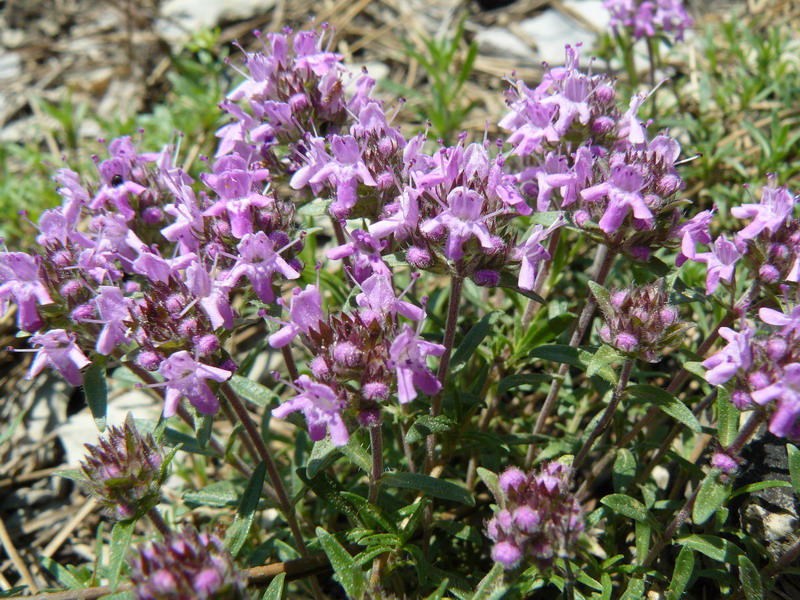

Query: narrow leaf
left=450, top=311, right=503, bottom=375
left=83, top=360, right=108, bottom=431
left=383, top=472, right=474, bottom=506
left=261, top=572, right=286, bottom=600
left=405, top=415, right=456, bottom=444
left=476, top=467, right=502, bottom=505
left=228, top=375, right=280, bottom=408
left=469, top=563, right=506, bottom=600
left=667, top=545, right=694, bottom=600
left=613, top=449, right=636, bottom=493
left=601, top=494, right=655, bottom=525
left=676, top=534, right=742, bottom=563
left=586, top=345, right=621, bottom=384
left=738, top=554, right=762, bottom=600
left=717, top=387, right=739, bottom=447
left=226, top=461, right=266, bottom=558
left=788, top=444, right=800, bottom=497
left=497, top=374, right=551, bottom=395
left=627, top=384, right=702, bottom=433
left=316, top=527, right=367, bottom=600
left=529, top=344, right=581, bottom=366
left=693, top=470, right=731, bottom=525
left=40, top=556, right=84, bottom=589
left=634, top=520, right=651, bottom=565
left=729, top=479, right=793, bottom=500
left=108, top=519, right=136, bottom=591
left=588, top=281, right=613, bottom=319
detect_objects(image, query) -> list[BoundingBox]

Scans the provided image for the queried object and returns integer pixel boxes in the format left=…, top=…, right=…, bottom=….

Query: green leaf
left=497, top=374, right=552, bottom=394
left=738, top=554, right=762, bottom=600
left=382, top=472, right=474, bottom=506
left=693, top=470, right=732, bottom=525
left=620, top=576, right=646, bottom=600
left=788, top=444, right=800, bottom=497
left=40, top=556, right=84, bottom=589
left=588, top=281, right=613, bottom=318
left=529, top=344, right=581, bottom=366
left=676, top=534, right=742, bottom=563
left=340, top=439, right=372, bottom=474
left=601, top=494, right=656, bottom=526
left=635, top=520, right=651, bottom=565
left=424, top=578, right=450, bottom=600
left=667, top=545, right=694, bottom=600
left=613, top=449, right=636, bottom=493
left=405, top=415, right=456, bottom=444
left=316, top=527, right=367, bottom=600
left=729, top=479, right=793, bottom=500
left=308, top=438, right=340, bottom=479
left=109, top=519, right=136, bottom=591
left=54, top=468, right=88, bottom=484
left=340, top=493, right=398, bottom=534
left=226, top=461, right=266, bottom=558
left=261, top=572, right=286, bottom=600
left=228, top=375, right=280, bottom=408
left=195, top=411, right=214, bottom=449
left=450, top=311, right=503, bottom=375
left=682, top=361, right=706, bottom=379
left=184, top=481, right=240, bottom=507
left=586, top=345, right=621, bottom=384
left=627, top=384, right=702, bottom=433
left=717, top=388, right=739, bottom=447
left=296, top=468, right=360, bottom=519
left=469, top=563, right=506, bottom=600
left=83, top=359, right=108, bottom=431
left=476, top=467, right=503, bottom=505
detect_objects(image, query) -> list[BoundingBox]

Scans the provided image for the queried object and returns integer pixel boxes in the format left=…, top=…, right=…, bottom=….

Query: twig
left=0, top=515, right=38, bottom=593
left=41, top=498, right=98, bottom=559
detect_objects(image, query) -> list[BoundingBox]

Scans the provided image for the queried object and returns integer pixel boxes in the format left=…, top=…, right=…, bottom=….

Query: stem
left=526, top=245, right=615, bottom=468
left=726, top=408, right=767, bottom=455
left=369, top=424, right=383, bottom=504
left=281, top=345, right=300, bottom=383
left=426, top=272, right=464, bottom=473
left=642, top=484, right=700, bottom=568
left=220, top=384, right=325, bottom=600
left=573, top=360, right=634, bottom=471
left=147, top=508, right=171, bottom=537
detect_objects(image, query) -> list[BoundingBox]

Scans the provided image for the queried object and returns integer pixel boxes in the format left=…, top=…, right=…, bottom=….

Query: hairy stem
left=573, top=359, right=634, bottom=472
left=369, top=424, right=383, bottom=504
left=526, top=244, right=614, bottom=468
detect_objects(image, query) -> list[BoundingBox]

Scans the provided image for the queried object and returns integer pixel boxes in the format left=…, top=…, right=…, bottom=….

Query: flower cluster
left=486, top=463, right=584, bottom=570
left=500, top=45, right=689, bottom=263
left=682, top=175, right=799, bottom=295
left=79, top=420, right=167, bottom=521
left=604, top=0, right=693, bottom=42
left=594, top=280, right=686, bottom=362
left=702, top=304, right=800, bottom=438
left=268, top=273, right=445, bottom=446
left=129, top=525, right=247, bottom=600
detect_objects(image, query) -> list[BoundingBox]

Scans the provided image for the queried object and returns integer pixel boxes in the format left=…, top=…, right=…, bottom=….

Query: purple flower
left=389, top=324, right=446, bottom=404
left=268, top=284, right=324, bottom=348
left=202, top=158, right=272, bottom=238
left=581, top=164, right=653, bottom=234
left=158, top=351, right=232, bottom=417
left=368, top=187, right=420, bottom=242
left=94, top=286, right=133, bottom=355
left=759, top=306, right=800, bottom=336
left=701, top=325, right=754, bottom=386
left=356, top=274, right=424, bottom=323
left=272, top=375, right=348, bottom=446
left=513, top=219, right=564, bottom=291
left=752, top=363, right=800, bottom=438
left=185, top=262, right=234, bottom=330
left=307, top=135, right=376, bottom=217
left=327, top=228, right=390, bottom=282
left=27, top=329, right=91, bottom=387
left=420, top=186, right=498, bottom=261
left=694, top=235, right=742, bottom=294
left=731, top=178, right=796, bottom=240
left=676, top=208, right=714, bottom=266
left=227, top=232, right=300, bottom=303
left=0, top=252, right=53, bottom=332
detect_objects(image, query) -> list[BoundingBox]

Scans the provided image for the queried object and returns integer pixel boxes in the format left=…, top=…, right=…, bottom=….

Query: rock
left=518, top=0, right=609, bottom=67
left=475, top=27, right=537, bottom=63
left=156, top=0, right=278, bottom=44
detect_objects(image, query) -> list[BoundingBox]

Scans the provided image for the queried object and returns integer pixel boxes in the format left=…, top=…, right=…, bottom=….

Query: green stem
left=369, top=424, right=383, bottom=504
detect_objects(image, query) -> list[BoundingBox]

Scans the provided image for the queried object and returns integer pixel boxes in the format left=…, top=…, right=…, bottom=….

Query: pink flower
left=158, top=351, right=232, bottom=417
left=272, top=375, right=349, bottom=446
left=27, top=329, right=90, bottom=387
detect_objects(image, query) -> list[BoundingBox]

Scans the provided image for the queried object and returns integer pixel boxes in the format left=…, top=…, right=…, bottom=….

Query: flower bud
left=406, top=246, right=433, bottom=270
left=129, top=525, right=246, bottom=600
left=79, top=419, right=166, bottom=521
